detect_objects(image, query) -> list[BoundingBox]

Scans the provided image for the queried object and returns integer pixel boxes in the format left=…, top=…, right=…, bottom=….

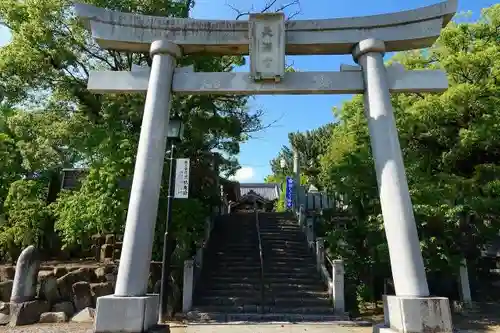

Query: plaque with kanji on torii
left=249, top=13, right=285, bottom=83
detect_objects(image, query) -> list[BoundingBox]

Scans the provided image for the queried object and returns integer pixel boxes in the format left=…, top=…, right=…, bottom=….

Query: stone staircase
left=188, top=212, right=347, bottom=322
left=260, top=212, right=336, bottom=316
left=192, top=213, right=262, bottom=316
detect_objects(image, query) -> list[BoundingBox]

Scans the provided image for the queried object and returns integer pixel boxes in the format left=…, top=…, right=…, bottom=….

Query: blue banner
left=285, top=176, right=294, bottom=208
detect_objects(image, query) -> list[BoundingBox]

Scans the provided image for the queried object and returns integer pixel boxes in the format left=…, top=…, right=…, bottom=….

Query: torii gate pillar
left=354, top=39, right=452, bottom=333
left=94, top=40, right=181, bottom=333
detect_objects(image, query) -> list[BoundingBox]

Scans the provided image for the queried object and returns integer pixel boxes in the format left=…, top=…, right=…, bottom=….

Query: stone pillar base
left=375, top=296, right=453, bottom=333
left=94, top=294, right=159, bottom=333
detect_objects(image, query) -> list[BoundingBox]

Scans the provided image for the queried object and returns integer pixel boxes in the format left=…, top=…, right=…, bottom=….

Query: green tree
left=0, top=180, right=50, bottom=261
left=318, top=4, right=500, bottom=306
left=0, top=0, right=262, bottom=256
left=0, top=0, right=296, bottom=313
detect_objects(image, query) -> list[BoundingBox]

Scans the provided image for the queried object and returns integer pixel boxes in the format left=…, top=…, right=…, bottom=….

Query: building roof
left=239, top=183, right=280, bottom=201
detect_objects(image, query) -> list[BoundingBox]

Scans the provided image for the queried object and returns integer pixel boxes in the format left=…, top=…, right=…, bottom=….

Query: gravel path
left=0, top=323, right=373, bottom=333
left=0, top=322, right=93, bottom=333
left=2, top=321, right=500, bottom=333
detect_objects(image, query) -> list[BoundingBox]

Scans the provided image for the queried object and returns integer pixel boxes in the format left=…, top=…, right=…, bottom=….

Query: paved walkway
left=178, top=324, right=373, bottom=333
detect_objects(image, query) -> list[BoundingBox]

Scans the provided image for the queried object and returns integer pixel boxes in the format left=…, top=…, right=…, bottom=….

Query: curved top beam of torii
left=74, top=0, right=457, bottom=55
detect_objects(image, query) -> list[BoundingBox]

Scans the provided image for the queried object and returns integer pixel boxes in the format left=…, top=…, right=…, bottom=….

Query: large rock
left=56, top=268, right=95, bottom=301
left=105, top=273, right=116, bottom=287
left=90, top=283, right=113, bottom=304
left=39, top=276, right=60, bottom=304
left=0, top=267, right=15, bottom=282
left=72, top=282, right=92, bottom=311
left=71, top=307, right=95, bottom=323
left=51, top=301, right=74, bottom=318
left=10, top=245, right=40, bottom=303
left=39, top=311, right=67, bottom=323
left=94, top=265, right=115, bottom=282
left=0, top=301, right=10, bottom=325
left=37, top=270, right=54, bottom=281
left=53, top=267, right=68, bottom=278
left=100, top=244, right=113, bottom=260
left=9, top=300, right=49, bottom=326
left=153, top=280, right=161, bottom=294
left=92, top=234, right=105, bottom=261
left=0, top=281, right=13, bottom=302
left=105, top=234, right=115, bottom=245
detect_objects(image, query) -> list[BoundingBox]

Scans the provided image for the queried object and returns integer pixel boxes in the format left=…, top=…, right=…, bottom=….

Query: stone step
left=213, top=249, right=259, bottom=254
left=208, top=256, right=261, bottom=262
left=269, top=291, right=329, bottom=299
left=261, top=276, right=323, bottom=284
left=271, top=297, right=331, bottom=307
left=264, top=260, right=316, bottom=265
left=263, top=271, right=319, bottom=278
left=217, top=242, right=258, bottom=246
left=196, top=296, right=264, bottom=306
left=186, top=311, right=349, bottom=322
left=260, top=228, right=302, bottom=232
left=197, top=289, right=262, bottom=305
left=265, top=305, right=335, bottom=314
left=195, top=296, right=330, bottom=307
left=262, top=240, right=307, bottom=245
left=264, top=267, right=318, bottom=274
left=263, top=257, right=316, bottom=263
left=210, top=249, right=259, bottom=254
left=262, top=254, right=314, bottom=259
left=206, top=273, right=262, bottom=280
left=260, top=229, right=302, bottom=233
left=213, top=246, right=258, bottom=252
left=208, top=259, right=261, bottom=264
left=200, top=289, right=329, bottom=300
left=207, top=282, right=262, bottom=290
left=206, top=269, right=318, bottom=278
left=263, top=252, right=313, bottom=258
left=263, top=241, right=307, bottom=245
left=211, top=256, right=316, bottom=271
left=207, top=276, right=261, bottom=283
left=197, top=288, right=261, bottom=296
left=209, top=266, right=263, bottom=273
left=268, top=282, right=326, bottom=291
left=264, top=252, right=312, bottom=258
left=264, top=246, right=311, bottom=251
left=265, top=254, right=312, bottom=259
left=261, top=237, right=306, bottom=242
left=260, top=230, right=302, bottom=234
left=263, top=240, right=308, bottom=245
left=189, top=305, right=260, bottom=315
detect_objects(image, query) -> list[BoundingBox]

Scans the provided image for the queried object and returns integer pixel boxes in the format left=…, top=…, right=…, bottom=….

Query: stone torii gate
left=75, top=1, right=457, bottom=332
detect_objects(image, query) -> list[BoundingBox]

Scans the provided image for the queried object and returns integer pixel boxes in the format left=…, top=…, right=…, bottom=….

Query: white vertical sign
left=174, top=158, right=190, bottom=199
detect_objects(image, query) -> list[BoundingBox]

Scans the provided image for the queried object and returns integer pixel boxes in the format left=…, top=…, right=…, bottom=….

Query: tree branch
left=227, top=0, right=301, bottom=20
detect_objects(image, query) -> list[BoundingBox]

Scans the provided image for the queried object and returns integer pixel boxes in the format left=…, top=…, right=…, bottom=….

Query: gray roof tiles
left=239, top=183, right=280, bottom=201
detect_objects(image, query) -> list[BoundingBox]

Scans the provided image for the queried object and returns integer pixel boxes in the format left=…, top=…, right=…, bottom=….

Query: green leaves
left=0, top=0, right=263, bottom=266
left=0, top=179, right=49, bottom=260
left=265, top=4, right=500, bottom=306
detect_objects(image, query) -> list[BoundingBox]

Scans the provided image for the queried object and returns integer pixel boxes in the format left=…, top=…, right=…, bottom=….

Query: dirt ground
left=2, top=313, right=500, bottom=333
left=2, top=303, right=500, bottom=333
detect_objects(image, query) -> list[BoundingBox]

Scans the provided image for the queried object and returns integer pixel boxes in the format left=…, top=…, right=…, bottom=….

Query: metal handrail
left=255, top=209, right=265, bottom=314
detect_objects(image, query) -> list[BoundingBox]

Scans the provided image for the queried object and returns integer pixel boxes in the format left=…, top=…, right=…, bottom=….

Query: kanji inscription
left=249, top=13, right=285, bottom=82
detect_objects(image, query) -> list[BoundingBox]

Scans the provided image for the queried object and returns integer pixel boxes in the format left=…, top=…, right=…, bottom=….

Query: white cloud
left=230, top=167, right=254, bottom=182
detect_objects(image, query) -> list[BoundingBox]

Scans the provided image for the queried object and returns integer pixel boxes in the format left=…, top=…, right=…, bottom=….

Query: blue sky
left=0, top=0, right=495, bottom=182
left=192, top=0, right=494, bottom=183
